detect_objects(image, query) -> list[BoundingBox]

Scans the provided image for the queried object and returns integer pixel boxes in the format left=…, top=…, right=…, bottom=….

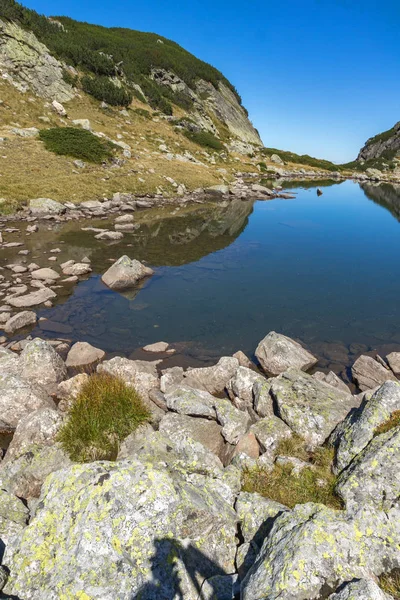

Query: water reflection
left=361, top=182, right=400, bottom=221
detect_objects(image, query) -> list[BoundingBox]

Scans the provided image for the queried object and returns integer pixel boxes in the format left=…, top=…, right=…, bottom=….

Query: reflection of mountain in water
left=361, top=182, right=400, bottom=221
left=60, top=198, right=255, bottom=270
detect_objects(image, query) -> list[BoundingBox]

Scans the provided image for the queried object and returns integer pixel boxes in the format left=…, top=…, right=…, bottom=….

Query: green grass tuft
left=183, top=130, right=224, bottom=151
left=380, top=569, right=400, bottom=598
left=39, top=127, right=115, bottom=163
left=57, top=372, right=150, bottom=462
left=374, top=410, right=400, bottom=437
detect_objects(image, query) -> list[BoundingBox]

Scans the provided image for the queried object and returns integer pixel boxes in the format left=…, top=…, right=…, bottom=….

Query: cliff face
left=357, top=121, right=400, bottom=162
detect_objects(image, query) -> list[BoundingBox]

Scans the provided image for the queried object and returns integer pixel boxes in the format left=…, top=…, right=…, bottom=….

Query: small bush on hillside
left=62, top=68, right=78, bottom=87
left=374, top=410, right=400, bottom=437
left=58, top=372, right=150, bottom=462
left=39, top=127, right=115, bottom=163
left=183, top=130, right=224, bottom=151
left=81, top=75, right=132, bottom=107
left=242, top=441, right=341, bottom=509
left=380, top=569, right=400, bottom=599
left=133, top=108, right=151, bottom=119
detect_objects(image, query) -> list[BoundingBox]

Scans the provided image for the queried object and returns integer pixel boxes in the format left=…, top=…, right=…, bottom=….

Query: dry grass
left=380, top=570, right=400, bottom=598
left=57, top=372, right=150, bottom=462
left=374, top=411, right=400, bottom=437
left=242, top=439, right=342, bottom=509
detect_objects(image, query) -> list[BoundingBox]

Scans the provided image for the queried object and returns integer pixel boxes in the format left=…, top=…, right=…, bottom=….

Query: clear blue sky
left=23, top=0, right=400, bottom=162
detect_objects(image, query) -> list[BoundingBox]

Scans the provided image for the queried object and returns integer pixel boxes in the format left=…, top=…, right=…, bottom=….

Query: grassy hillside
left=0, top=0, right=242, bottom=114
left=260, top=147, right=340, bottom=172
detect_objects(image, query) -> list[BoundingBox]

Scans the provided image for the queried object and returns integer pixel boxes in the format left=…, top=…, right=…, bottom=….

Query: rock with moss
left=250, top=415, right=293, bottom=460
left=327, top=578, right=394, bottom=599
left=19, top=338, right=67, bottom=392
left=28, top=197, right=66, bottom=215
left=0, top=372, right=55, bottom=431
left=214, top=398, right=251, bottom=444
left=165, top=385, right=216, bottom=418
left=334, top=381, right=400, bottom=474
left=183, top=357, right=239, bottom=395
left=0, top=488, right=29, bottom=558
left=336, top=426, right=400, bottom=512
left=253, top=379, right=274, bottom=417
left=5, top=459, right=238, bottom=599
left=241, top=502, right=400, bottom=600
left=255, top=331, right=318, bottom=376
left=227, top=366, right=265, bottom=410
left=271, top=368, right=358, bottom=448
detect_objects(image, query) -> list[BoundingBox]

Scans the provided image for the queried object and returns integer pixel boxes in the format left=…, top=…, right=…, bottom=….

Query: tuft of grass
left=39, top=127, right=115, bottom=163
left=242, top=443, right=341, bottom=509
left=380, top=570, right=400, bottom=599
left=183, top=130, right=224, bottom=151
left=57, top=372, right=150, bottom=462
left=374, top=411, right=400, bottom=437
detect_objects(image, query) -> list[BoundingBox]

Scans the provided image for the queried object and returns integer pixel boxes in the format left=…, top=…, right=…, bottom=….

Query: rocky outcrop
left=358, top=121, right=400, bottom=162
left=0, top=19, right=74, bottom=101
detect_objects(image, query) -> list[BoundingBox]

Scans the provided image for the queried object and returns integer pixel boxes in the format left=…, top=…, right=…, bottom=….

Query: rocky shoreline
left=0, top=329, right=399, bottom=598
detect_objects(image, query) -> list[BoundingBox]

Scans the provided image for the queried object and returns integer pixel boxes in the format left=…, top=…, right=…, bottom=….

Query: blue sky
left=22, top=0, right=400, bottom=162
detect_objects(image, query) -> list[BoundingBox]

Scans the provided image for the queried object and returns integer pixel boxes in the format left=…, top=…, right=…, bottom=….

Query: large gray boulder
left=334, top=381, right=400, bottom=473
left=159, top=412, right=226, bottom=459
left=227, top=366, right=265, bottom=410
left=250, top=415, right=293, bottom=459
left=0, top=372, right=55, bottom=430
left=241, top=502, right=400, bottom=600
left=19, top=338, right=67, bottom=391
left=352, top=355, right=397, bottom=391
left=255, top=331, right=318, bottom=376
left=65, top=341, right=105, bottom=371
left=327, top=579, right=394, bottom=600
left=5, top=459, right=238, bottom=599
left=165, top=385, right=216, bottom=419
left=101, top=255, right=154, bottom=291
left=184, top=357, right=239, bottom=395
left=271, top=368, right=358, bottom=447
left=29, top=198, right=65, bottom=215
left=336, top=426, right=400, bottom=512
left=214, top=398, right=251, bottom=444
left=235, top=492, right=288, bottom=545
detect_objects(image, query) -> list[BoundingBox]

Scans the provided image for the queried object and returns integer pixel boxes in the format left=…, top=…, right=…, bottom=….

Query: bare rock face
left=101, top=255, right=154, bottom=291
left=255, top=331, right=318, bottom=376
left=357, top=121, right=400, bottom=162
left=0, top=19, right=74, bottom=102
left=351, top=355, right=397, bottom=391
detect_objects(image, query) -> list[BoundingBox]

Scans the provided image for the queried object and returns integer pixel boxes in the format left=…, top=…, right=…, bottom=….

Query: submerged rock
left=101, top=255, right=154, bottom=290
left=4, top=310, right=37, bottom=334
left=255, top=331, right=318, bottom=376
left=7, top=287, right=56, bottom=308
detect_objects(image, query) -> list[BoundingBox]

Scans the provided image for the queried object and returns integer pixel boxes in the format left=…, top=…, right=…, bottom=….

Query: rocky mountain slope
left=357, top=121, right=400, bottom=163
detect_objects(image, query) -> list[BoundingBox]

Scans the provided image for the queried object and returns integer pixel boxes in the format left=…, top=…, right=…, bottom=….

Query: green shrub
left=133, top=108, right=151, bottom=119
left=39, top=127, right=115, bottom=163
left=62, top=68, right=78, bottom=87
left=58, top=372, right=150, bottom=462
left=81, top=75, right=132, bottom=107
left=380, top=570, right=400, bottom=598
left=242, top=442, right=341, bottom=509
left=183, top=130, right=224, bottom=151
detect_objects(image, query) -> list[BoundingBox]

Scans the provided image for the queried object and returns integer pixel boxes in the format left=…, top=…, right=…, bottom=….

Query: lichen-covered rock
left=184, top=356, right=239, bottom=395
left=255, top=331, right=318, bottom=376
left=241, top=502, right=400, bottom=600
left=101, top=255, right=154, bottom=290
left=0, top=444, right=71, bottom=500
left=235, top=492, right=288, bottom=545
left=165, top=385, right=216, bottom=419
left=159, top=412, right=226, bottom=460
left=227, top=366, right=265, bottom=410
left=253, top=379, right=274, bottom=417
left=5, top=459, right=238, bottom=599
left=4, top=408, right=63, bottom=465
left=214, top=398, right=251, bottom=444
left=334, top=381, right=400, bottom=473
left=0, top=372, right=54, bottom=430
left=271, top=368, right=358, bottom=447
left=0, top=488, right=28, bottom=567
left=160, top=366, right=184, bottom=393
left=327, top=578, right=394, bottom=600
left=352, top=355, right=398, bottom=391
left=250, top=415, right=293, bottom=459
left=29, top=197, right=65, bottom=215
left=336, top=426, right=400, bottom=512
left=19, top=338, right=67, bottom=391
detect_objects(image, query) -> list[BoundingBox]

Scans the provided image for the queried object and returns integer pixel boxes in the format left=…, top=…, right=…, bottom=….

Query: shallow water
left=2, top=179, right=400, bottom=374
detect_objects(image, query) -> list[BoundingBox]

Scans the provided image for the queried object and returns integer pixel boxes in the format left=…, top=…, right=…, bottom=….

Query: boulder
left=255, top=331, right=318, bottom=376
left=165, top=385, right=216, bottom=419
left=250, top=415, right=293, bottom=458
left=386, top=351, right=400, bottom=377
left=7, top=287, right=56, bottom=308
left=57, top=373, right=89, bottom=412
left=52, top=100, right=67, bottom=116
left=327, top=579, right=393, bottom=600
left=159, top=412, right=226, bottom=459
left=227, top=366, right=265, bottom=410
left=72, top=118, right=91, bottom=130
left=334, top=381, right=400, bottom=473
left=241, top=503, right=400, bottom=600
left=65, top=341, right=105, bottom=371
left=235, top=492, right=288, bottom=545
left=271, top=368, right=358, bottom=447
left=336, top=426, right=400, bottom=511
left=4, top=407, right=63, bottom=464
left=61, top=263, right=92, bottom=276
left=29, top=198, right=65, bottom=215
left=4, top=310, right=37, bottom=334
left=0, top=347, right=19, bottom=374
left=5, top=459, right=237, bottom=599
left=95, top=230, right=124, bottom=241
left=184, top=357, right=239, bottom=395
left=160, top=366, right=184, bottom=393
left=253, top=379, right=274, bottom=417
left=101, top=255, right=154, bottom=291
left=0, top=488, right=28, bottom=564
left=214, top=398, right=251, bottom=444
left=232, top=432, right=260, bottom=460
left=352, top=355, right=397, bottom=391
left=31, top=267, right=60, bottom=281
left=251, top=184, right=274, bottom=196
left=0, top=372, right=54, bottom=430
left=19, top=338, right=67, bottom=391
left=312, top=370, right=350, bottom=393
